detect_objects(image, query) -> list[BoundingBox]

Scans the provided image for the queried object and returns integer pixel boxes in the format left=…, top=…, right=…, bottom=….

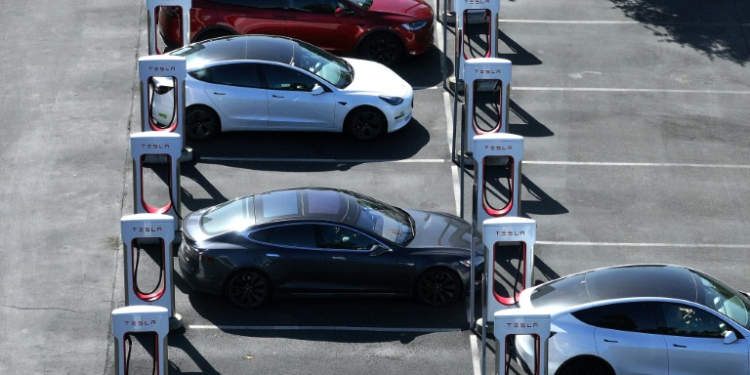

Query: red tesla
left=158, top=0, right=434, bottom=66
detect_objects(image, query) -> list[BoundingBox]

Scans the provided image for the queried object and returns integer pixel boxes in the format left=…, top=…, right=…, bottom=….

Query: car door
left=200, top=63, right=269, bottom=129
left=573, top=302, right=669, bottom=375
left=660, top=303, right=749, bottom=375
left=260, top=63, right=336, bottom=129
left=210, top=0, right=288, bottom=37
left=247, top=223, right=326, bottom=293
left=284, top=0, right=364, bottom=52
left=317, top=224, right=412, bottom=293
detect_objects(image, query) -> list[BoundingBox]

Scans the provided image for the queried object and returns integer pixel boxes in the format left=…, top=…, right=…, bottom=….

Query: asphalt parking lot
left=0, top=0, right=749, bottom=374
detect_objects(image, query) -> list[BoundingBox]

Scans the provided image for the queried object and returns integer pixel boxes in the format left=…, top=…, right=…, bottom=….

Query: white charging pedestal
left=112, top=305, right=170, bottom=375
left=146, top=0, right=191, bottom=55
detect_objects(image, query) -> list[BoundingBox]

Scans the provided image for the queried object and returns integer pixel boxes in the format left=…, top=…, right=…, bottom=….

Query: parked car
left=178, top=187, right=483, bottom=308
left=157, top=0, right=435, bottom=66
left=149, top=35, right=413, bottom=141
left=513, top=264, right=750, bottom=375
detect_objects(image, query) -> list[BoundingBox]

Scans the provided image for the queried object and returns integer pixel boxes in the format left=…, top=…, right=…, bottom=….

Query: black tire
left=194, top=30, right=232, bottom=43
left=359, top=33, right=404, bottom=67
left=557, top=360, right=613, bottom=375
left=415, top=268, right=462, bottom=307
left=344, top=107, right=386, bottom=141
left=185, top=106, right=220, bottom=140
left=225, top=269, right=272, bottom=308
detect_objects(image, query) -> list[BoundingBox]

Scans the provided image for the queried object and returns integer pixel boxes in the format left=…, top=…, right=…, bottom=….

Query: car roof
left=529, top=264, right=700, bottom=310
left=172, top=35, right=296, bottom=69
left=252, top=187, right=360, bottom=227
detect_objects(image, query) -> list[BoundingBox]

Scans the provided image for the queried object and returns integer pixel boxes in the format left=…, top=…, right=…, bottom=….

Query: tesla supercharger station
left=121, top=213, right=182, bottom=330
left=455, top=0, right=499, bottom=63
left=494, top=310, right=552, bottom=375
left=139, top=55, right=186, bottom=135
left=463, top=58, right=512, bottom=155
left=131, top=132, right=182, bottom=235
left=146, top=0, right=191, bottom=55
left=472, top=133, right=523, bottom=225
left=112, top=305, right=169, bottom=375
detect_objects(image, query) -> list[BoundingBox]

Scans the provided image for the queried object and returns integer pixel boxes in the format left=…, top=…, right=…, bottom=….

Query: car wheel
left=557, top=360, right=613, bottom=375
left=225, top=269, right=272, bottom=308
left=345, top=107, right=386, bottom=141
left=359, top=33, right=404, bottom=67
left=185, top=106, right=220, bottom=140
left=415, top=268, right=462, bottom=307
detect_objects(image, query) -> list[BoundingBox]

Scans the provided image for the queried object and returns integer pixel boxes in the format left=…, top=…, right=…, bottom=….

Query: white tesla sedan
left=513, top=264, right=750, bottom=375
left=149, top=35, right=413, bottom=141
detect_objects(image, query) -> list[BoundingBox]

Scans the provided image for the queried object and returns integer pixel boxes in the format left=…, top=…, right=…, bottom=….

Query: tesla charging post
left=112, top=305, right=170, bottom=375
left=494, top=310, right=551, bottom=375
left=121, top=213, right=182, bottom=330
left=146, top=0, right=191, bottom=55
left=463, top=58, right=512, bottom=155
left=139, top=55, right=186, bottom=135
left=131, top=132, right=183, bottom=236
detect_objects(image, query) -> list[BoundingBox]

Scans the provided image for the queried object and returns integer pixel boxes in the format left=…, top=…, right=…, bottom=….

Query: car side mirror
left=369, top=244, right=391, bottom=256
left=724, top=330, right=739, bottom=344
left=335, top=7, right=346, bottom=17
left=311, top=84, right=325, bottom=95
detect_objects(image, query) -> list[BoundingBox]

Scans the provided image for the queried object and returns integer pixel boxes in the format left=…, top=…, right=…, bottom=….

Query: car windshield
left=292, top=40, right=354, bottom=88
left=693, top=270, right=750, bottom=330
left=349, top=0, right=374, bottom=9
left=350, top=192, right=414, bottom=245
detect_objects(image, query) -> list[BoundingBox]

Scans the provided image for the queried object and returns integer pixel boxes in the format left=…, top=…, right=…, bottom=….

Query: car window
left=261, top=64, right=319, bottom=91
left=288, top=0, right=337, bottom=13
left=206, top=0, right=283, bottom=9
left=318, top=225, right=377, bottom=250
left=573, top=302, right=661, bottom=334
left=662, top=303, right=729, bottom=338
left=248, top=224, right=317, bottom=248
left=204, top=63, right=261, bottom=88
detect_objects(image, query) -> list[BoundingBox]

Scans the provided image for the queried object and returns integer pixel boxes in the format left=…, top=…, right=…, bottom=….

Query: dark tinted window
left=249, top=225, right=316, bottom=248
left=288, top=0, right=337, bottom=13
left=318, top=225, right=377, bottom=250
left=207, top=0, right=283, bottom=8
left=662, top=303, right=729, bottom=338
left=261, top=64, right=319, bottom=91
left=530, top=273, right=590, bottom=310
left=573, top=302, right=661, bottom=333
left=205, top=64, right=261, bottom=88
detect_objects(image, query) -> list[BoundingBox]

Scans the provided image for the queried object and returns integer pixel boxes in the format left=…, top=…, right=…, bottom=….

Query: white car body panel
left=595, top=327, right=668, bottom=375
left=267, top=88, right=336, bottom=129
left=664, top=335, right=748, bottom=375
left=202, top=81, right=269, bottom=129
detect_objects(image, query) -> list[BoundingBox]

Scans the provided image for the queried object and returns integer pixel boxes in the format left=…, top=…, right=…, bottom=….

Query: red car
left=158, top=0, right=434, bottom=66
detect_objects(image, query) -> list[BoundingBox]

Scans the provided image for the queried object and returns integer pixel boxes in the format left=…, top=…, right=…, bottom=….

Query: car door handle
left=673, top=344, right=687, bottom=348
left=603, top=339, right=618, bottom=343
left=213, top=92, right=226, bottom=95
left=331, top=256, right=346, bottom=260
left=272, top=94, right=284, bottom=98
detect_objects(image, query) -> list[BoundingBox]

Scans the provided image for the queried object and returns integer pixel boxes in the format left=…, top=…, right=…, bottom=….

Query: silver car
left=513, top=264, right=750, bottom=375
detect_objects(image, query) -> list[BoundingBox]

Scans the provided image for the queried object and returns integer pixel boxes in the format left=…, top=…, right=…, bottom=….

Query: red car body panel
left=158, top=0, right=434, bottom=61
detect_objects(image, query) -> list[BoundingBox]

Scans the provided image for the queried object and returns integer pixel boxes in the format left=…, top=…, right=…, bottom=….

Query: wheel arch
left=356, top=28, right=408, bottom=53
left=186, top=103, right=222, bottom=131
left=555, top=355, right=615, bottom=375
left=192, top=26, right=237, bottom=43
left=222, top=266, right=273, bottom=296
left=412, top=265, right=464, bottom=299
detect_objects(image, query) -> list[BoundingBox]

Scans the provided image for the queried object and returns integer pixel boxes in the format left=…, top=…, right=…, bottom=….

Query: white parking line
left=537, top=241, right=750, bottom=248
left=513, top=87, right=750, bottom=95
left=524, top=161, right=750, bottom=169
left=199, top=157, right=447, bottom=163
left=188, top=325, right=461, bottom=333
left=500, top=19, right=750, bottom=26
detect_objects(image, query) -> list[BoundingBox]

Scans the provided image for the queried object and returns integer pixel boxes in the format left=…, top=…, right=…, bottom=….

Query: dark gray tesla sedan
left=178, top=187, right=483, bottom=308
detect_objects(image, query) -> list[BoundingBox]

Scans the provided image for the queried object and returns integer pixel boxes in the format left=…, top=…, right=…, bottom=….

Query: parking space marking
left=538, top=241, right=750, bottom=248
left=514, top=87, right=750, bottom=95
left=188, top=325, right=461, bottom=333
left=198, top=157, right=447, bottom=163
left=500, top=20, right=750, bottom=26
left=525, top=161, right=750, bottom=169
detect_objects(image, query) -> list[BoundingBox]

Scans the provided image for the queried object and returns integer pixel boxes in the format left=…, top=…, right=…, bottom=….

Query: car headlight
left=402, top=20, right=428, bottom=31
left=379, top=96, right=404, bottom=106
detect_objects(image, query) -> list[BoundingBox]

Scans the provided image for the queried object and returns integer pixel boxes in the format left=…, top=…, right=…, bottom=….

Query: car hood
left=369, top=0, right=433, bottom=18
left=404, top=209, right=476, bottom=250
left=343, top=58, right=412, bottom=96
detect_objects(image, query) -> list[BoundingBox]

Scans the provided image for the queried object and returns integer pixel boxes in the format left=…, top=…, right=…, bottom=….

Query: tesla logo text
left=495, top=230, right=525, bottom=236
left=464, top=0, right=489, bottom=4
left=141, top=143, right=170, bottom=149
left=474, top=69, right=501, bottom=75
left=506, top=322, right=538, bottom=328
left=131, top=226, right=163, bottom=233
left=484, top=145, right=512, bottom=151
left=123, top=320, right=158, bottom=326
left=148, top=66, right=176, bottom=72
